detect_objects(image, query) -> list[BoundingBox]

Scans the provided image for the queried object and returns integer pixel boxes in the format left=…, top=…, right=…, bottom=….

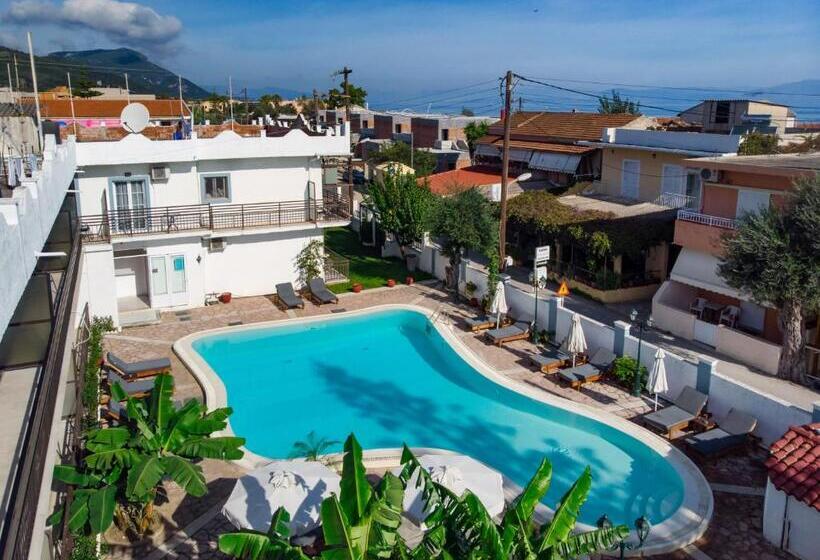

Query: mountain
left=0, top=47, right=210, bottom=99
left=200, top=84, right=310, bottom=101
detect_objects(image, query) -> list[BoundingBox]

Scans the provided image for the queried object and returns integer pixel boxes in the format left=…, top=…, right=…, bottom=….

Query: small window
left=714, top=101, right=731, bottom=124
left=201, top=175, right=231, bottom=203
left=395, top=124, right=402, bottom=133
left=363, top=120, right=369, bottom=128
left=338, top=118, right=343, bottom=124
left=441, top=129, right=449, bottom=141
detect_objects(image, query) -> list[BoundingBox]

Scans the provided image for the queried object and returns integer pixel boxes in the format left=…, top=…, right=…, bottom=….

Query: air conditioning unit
left=700, top=168, right=719, bottom=182
left=208, top=237, right=226, bottom=252
left=151, top=166, right=170, bottom=181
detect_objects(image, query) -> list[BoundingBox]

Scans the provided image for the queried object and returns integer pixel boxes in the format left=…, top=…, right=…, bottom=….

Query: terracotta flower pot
left=469, top=297, right=479, bottom=307
left=386, top=279, right=396, bottom=288
left=219, top=292, right=232, bottom=303
left=352, top=283, right=363, bottom=293
left=405, top=276, right=414, bottom=285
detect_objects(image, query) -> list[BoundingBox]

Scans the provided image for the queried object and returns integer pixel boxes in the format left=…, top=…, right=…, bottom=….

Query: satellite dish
left=516, top=172, right=533, bottom=182
left=120, top=103, right=149, bottom=133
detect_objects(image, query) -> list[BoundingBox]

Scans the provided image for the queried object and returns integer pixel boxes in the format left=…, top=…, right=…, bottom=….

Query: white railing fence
left=677, top=210, right=737, bottom=230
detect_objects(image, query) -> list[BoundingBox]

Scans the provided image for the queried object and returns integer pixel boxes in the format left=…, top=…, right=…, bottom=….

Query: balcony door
left=148, top=254, right=188, bottom=308
left=620, top=160, right=640, bottom=199
left=110, top=178, right=149, bottom=232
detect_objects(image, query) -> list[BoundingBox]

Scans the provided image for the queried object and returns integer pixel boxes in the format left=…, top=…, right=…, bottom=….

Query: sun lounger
left=275, top=282, right=305, bottom=309
left=308, top=278, right=339, bottom=305
left=530, top=346, right=571, bottom=374
left=642, top=386, right=709, bottom=439
left=106, top=352, right=171, bottom=379
left=465, top=315, right=510, bottom=332
left=684, top=408, right=758, bottom=458
left=485, top=321, right=530, bottom=346
left=107, top=370, right=155, bottom=397
left=557, top=347, right=617, bottom=389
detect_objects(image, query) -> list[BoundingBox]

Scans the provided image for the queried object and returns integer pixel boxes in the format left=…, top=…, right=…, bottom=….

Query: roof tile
left=766, top=422, right=820, bottom=512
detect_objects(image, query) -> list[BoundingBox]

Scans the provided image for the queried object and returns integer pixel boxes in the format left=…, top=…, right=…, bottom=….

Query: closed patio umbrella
left=490, top=281, right=508, bottom=329
left=396, top=454, right=505, bottom=525
left=566, top=313, right=588, bottom=367
left=647, top=347, right=669, bottom=411
left=222, top=460, right=341, bottom=536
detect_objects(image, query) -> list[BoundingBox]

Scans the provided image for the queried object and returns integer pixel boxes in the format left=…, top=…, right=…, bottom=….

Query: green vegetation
left=219, top=508, right=309, bottom=560
left=83, top=316, right=114, bottom=425
left=324, top=228, right=431, bottom=293
left=610, top=356, right=649, bottom=392
left=464, top=120, right=490, bottom=154
left=289, top=431, right=340, bottom=460
left=295, top=239, right=325, bottom=285
left=366, top=167, right=434, bottom=255
left=69, top=535, right=107, bottom=560
left=369, top=140, right=437, bottom=177
left=718, top=175, right=820, bottom=383
left=327, top=81, right=368, bottom=108
left=739, top=132, right=780, bottom=155
left=598, top=90, right=641, bottom=115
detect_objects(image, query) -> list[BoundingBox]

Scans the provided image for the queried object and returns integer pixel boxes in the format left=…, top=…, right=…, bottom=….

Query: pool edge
left=173, top=303, right=713, bottom=555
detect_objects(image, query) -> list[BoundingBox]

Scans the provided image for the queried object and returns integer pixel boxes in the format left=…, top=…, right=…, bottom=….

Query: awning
left=509, top=148, right=532, bottom=163
left=529, top=152, right=582, bottom=173
left=475, top=144, right=500, bottom=157
left=670, top=249, right=741, bottom=299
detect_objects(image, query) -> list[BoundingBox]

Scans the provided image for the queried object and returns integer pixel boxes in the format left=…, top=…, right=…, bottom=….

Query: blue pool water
left=192, top=309, right=684, bottom=525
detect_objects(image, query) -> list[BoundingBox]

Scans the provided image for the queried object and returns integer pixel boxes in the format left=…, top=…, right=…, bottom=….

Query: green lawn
left=324, top=227, right=431, bottom=293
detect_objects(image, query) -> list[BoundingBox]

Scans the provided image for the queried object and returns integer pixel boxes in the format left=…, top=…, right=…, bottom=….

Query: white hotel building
left=74, top=126, right=351, bottom=327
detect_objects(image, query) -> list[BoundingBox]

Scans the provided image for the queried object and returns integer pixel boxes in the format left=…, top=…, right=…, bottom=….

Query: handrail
left=677, top=210, right=737, bottom=230
left=654, top=192, right=697, bottom=210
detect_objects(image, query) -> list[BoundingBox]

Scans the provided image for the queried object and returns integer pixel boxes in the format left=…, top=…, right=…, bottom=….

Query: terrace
left=91, top=284, right=793, bottom=560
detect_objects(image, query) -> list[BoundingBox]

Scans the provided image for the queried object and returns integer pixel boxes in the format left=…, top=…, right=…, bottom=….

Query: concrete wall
left=597, top=147, right=693, bottom=202
left=763, top=480, right=820, bottom=560
left=715, top=325, right=782, bottom=376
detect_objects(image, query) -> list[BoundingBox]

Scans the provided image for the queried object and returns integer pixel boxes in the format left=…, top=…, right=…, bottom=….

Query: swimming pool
left=179, top=305, right=711, bottom=548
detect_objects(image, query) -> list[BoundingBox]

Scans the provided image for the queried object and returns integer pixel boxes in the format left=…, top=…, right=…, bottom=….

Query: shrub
left=610, top=355, right=648, bottom=391
left=69, top=535, right=107, bottom=560
left=296, top=239, right=324, bottom=285
left=83, top=316, right=113, bottom=424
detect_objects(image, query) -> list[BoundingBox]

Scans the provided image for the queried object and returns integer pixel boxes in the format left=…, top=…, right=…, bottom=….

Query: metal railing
left=324, top=249, right=350, bottom=283
left=80, top=192, right=351, bottom=243
left=677, top=209, right=737, bottom=230
left=654, top=192, right=698, bottom=210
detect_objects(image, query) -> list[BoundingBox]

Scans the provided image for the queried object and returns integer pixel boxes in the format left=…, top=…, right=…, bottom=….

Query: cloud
left=4, top=0, right=182, bottom=49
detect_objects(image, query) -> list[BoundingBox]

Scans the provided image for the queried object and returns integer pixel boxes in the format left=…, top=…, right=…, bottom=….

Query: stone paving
left=100, top=283, right=795, bottom=559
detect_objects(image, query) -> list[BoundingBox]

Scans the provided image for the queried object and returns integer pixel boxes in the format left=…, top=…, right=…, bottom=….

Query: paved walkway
left=505, top=266, right=818, bottom=412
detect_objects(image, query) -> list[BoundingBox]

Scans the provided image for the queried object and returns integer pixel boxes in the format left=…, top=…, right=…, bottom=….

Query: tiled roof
left=765, top=422, right=820, bottom=512
left=420, top=165, right=503, bottom=195
left=477, top=135, right=594, bottom=154
left=41, top=99, right=191, bottom=119
left=485, top=111, right=640, bottom=142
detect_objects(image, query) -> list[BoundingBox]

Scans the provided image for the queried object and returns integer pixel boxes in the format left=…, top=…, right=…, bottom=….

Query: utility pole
left=518, top=96, right=523, bottom=112
left=334, top=66, right=354, bottom=215
left=13, top=53, right=20, bottom=91
left=499, top=70, right=513, bottom=271
left=27, top=32, right=43, bottom=151
left=243, top=88, right=249, bottom=125
left=67, top=72, right=77, bottom=137
left=124, top=73, right=130, bottom=103
left=6, top=63, right=12, bottom=94
left=312, top=88, right=320, bottom=128
left=228, top=76, right=235, bottom=131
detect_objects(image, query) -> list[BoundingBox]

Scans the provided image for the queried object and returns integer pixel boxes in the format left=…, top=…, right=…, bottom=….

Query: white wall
left=763, top=480, right=820, bottom=560
left=81, top=243, right=119, bottom=325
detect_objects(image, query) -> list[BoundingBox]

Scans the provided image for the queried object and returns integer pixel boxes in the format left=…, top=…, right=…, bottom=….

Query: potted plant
left=352, top=283, right=363, bottom=293
left=405, top=276, right=414, bottom=285
left=219, top=292, right=232, bottom=303
left=386, top=278, right=396, bottom=288
left=465, top=281, right=478, bottom=306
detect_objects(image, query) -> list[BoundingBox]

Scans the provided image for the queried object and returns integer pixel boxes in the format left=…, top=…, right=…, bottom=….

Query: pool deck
left=101, top=283, right=796, bottom=560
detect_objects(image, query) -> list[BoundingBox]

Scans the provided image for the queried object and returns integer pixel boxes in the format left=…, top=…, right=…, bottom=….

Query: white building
left=75, top=125, right=351, bottom=327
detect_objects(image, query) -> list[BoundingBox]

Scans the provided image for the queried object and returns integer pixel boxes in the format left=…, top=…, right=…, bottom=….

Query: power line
left=370, top=79, right=499, bottom=107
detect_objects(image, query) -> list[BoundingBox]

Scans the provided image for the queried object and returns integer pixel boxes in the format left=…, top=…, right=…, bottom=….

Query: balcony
left=674, top=210, right=736, bottom=255
left=81, top=192, right=350, bottom=244
left=677, top=209, right=737, bottom=230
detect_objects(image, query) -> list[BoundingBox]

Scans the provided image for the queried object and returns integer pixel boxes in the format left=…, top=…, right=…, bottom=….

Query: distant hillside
left=201, top=84, right=310, bottom=101
left=0, top=47, right=210, bottom=99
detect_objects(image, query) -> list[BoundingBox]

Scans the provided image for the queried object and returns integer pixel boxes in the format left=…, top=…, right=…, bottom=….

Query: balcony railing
left=324, top=248, right=350, bottom=283
left=81, top=192, right=350, bottom=243
left=654, top=192, right=698, bottom=210
left=677, top=209, right=737, bottom=230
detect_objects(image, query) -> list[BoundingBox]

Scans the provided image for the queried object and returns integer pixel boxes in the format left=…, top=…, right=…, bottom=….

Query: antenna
left=120, top=102, right=150, bottom=133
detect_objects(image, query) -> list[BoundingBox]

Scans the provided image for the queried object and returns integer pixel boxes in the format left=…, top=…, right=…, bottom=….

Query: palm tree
left=289, top=431, right=339, bottom=461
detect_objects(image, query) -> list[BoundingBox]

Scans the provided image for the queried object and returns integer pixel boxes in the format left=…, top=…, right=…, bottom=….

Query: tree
left=327, top=82, right=367, bottom=109
left=73, top=70, right=102, bottom=98
left=369, top=141, right=437, bottom=177
left=739, top=132, right=779, bottom=155
left=430, top=189, right=498, bottom=298
left=289, top=431, right=339, bottom=460
left=598, top=90, right=640, bottom=115
left=49, top=374, right=245, bottom=536
left=366, top=166, right=433, bottom=256
left=219, top=508, right=309, bottom=560
left=463, top=121, right=490, bottom=154
left=718, top=176, right=820, bottom=383
left=296, top=240, right=325, bottom=285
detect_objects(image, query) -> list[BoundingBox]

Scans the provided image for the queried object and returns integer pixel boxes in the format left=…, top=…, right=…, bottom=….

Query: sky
left=1, top=0, right=818, bottom=111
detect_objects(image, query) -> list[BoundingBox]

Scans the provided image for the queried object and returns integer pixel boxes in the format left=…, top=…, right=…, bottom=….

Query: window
left=109, top=177, right=149, bottom=231
left=441, top=129, right=449, bottom=141
left=201, top=174, right=231, bottom=203
left=714, top=101, right=731, bottom=124
left=661, top=164, right=685, bottom=195
left=395, top=124, right=402, bottom=134
left=685, top=169, right=702, bottom=209
left=337, top=118, right=343, bottom=124
left=736, top=189, right=769, bottom=218
left=363, top=120, right=369, bottom=128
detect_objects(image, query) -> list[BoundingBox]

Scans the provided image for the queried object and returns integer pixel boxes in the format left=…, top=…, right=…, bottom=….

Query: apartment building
left=652, top=153, right=820, bottom=376
left=74, top=125, right=351, bottom=327
left=679, top=99, right=794, bottom=135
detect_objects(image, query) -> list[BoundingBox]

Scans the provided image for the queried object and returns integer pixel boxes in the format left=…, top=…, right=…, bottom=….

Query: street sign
left=535, top=245, right=550, bottom=264
left=558, top=281, right=570, bottom=297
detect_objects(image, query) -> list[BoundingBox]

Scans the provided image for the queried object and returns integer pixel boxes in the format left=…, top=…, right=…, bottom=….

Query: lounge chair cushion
left=674, top=386, right=709, bottom=416
left=587, top=348, right=617, bottom=371
left=108, top=371, right=155, bottom=394
left=276, top=283, right=304, bottom=308
left=686, top=429, right=747, bottom=456
left=465, top=315, right=490, bottom=329
left=643, top=406, right=695, bottom=431
left=107, top=352, right=171, bottom=376
left=719, top=408, right=758, bottom=435
left=309, top=278, right=338, bottom=303
left=486, top=322, right=529, bottom=341
left=558, top=363, right=600, bottom=384
left=532, top=347, right=570, bottom=368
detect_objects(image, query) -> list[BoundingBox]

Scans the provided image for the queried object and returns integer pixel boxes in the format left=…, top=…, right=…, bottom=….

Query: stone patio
left=100, top=283, right=795, bottom=559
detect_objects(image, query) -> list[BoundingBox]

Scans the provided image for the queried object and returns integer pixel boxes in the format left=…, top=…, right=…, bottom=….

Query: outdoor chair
left=308, top=278, right=339, bottom=305
left=275, top=282, right=305, bottom=310
left=689, top=298, right=707, bottom=318
left=107, top=370, right=155, bottom=398
left=683, top=408, right=758, bottom=459
left=642, top=386, right=709, bottom=439
left=485, top=321, right=530, bottom=346
left=106, top=352, right=171, bottom=379
left=557, top=347, right=617, bottom=390
left=465, top=314, right=510, bottom=332
left=719, top=305, right=740, bottom=328
left=529, top=341, right=571, bottom=374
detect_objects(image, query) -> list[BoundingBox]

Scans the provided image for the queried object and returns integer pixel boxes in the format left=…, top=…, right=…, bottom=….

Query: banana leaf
left=338, top=434, right=371, bottom=524
left=218, top=508, right=309, bottom=560
left=551, top=525, right=629, bottom=558
left=535, top=467, right=591, bottom=553
left=321, top=494, right=359, bottom=560
left=160, top=456, right=207, bottom=497
left=87, top=484, right=117, bottom=534
left=126, top=455, right=165, bottom=501
left=149, top=373, right=176, bottom=431
left=174, top=435, right=245, bottom=459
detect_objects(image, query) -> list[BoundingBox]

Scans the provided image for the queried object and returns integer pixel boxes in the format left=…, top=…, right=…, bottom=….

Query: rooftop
left=559, top=193, right=674, bottom=218
left=686, top=152, right=820, bottom=175
left=477, top=135, right=594, bottom=154
left=485, top=111, right=642, bottom=142
left=765, top=423, right=820, bottom=512
left=40, top=98, right=191, bottom=119
left=420, top=165, right=503, bottom=195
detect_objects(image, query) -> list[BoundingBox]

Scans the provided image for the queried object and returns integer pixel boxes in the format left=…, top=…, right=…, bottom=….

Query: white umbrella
left=396, top=454, right=505, bottom=525
left=647, top=347, right=669, bottom=411
left=566, top=313, right=588, bottom=367
left=222, top=460, right=341, bottom=536
left=490, top=281, right=508, bottom=328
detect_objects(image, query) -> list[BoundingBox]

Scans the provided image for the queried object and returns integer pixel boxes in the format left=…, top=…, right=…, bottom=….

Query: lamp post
left=597, top=514, right=651, bottom=559
left=629, top=309, right=653, bottom=397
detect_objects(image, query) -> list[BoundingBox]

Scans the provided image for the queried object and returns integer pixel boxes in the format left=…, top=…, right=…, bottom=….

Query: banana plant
left=50, top=373, right=246, bottom=536
left=46, top=465, right=119, bottom=535
left=219, top=507, right=309, bottom=560
left=320, top=434, right=404, bottom=560
left=398, top=446, right=630, bottom=560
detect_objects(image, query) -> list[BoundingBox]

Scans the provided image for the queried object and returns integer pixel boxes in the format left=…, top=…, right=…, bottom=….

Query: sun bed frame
left=683, top=408, right=758, bottom=459
left=485, top=321, right=530, bottom=346
left=642, top=386, right=709, bottom=439
left=105, top=352, right=171, bottom=379
left=465, top=314, right=511, bottom=332
left=308, top=278, right=339, bottom=305
left=275, top=282, right=305, bottom=310
left=530, top=346, right=571, bottom=374
left=557, top=347, right=616, bottom=390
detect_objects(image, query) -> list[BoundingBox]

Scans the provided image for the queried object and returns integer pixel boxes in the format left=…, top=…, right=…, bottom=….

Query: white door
left=693, top=319, right=717, bottom=346
left=621, top=160, right=640, bottom=199
left=111, top=179, right=148, bottom=232
left=148, top=255, right=188, bottom=309
left=661, top=165, right=685, bottom=195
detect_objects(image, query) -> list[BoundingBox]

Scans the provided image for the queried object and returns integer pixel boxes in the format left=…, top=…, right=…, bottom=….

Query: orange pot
left=386, top=279, right=396, bottom=288
left=352, top=283, right=363, bottom=293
